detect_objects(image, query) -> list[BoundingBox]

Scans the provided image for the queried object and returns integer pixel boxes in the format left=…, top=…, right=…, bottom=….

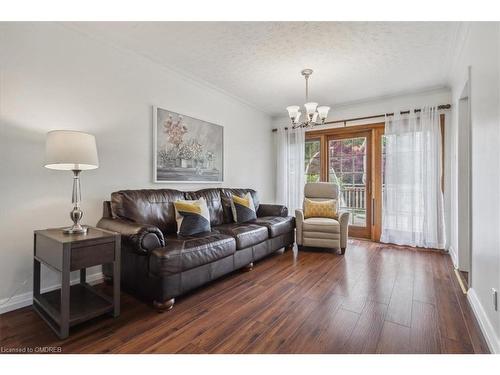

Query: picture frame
left=153, top=106, right=224, bottom=183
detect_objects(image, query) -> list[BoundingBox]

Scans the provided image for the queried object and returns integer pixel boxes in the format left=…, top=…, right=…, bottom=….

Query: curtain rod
left=271, top=104, right=451, bottom=132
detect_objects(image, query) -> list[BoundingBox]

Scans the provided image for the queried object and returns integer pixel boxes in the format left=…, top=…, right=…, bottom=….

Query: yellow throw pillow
left=174, top=198, right=211, bottom=236
left=230, top=193, right=257, bottom=223
left=303, top=198, right=337, bottom=219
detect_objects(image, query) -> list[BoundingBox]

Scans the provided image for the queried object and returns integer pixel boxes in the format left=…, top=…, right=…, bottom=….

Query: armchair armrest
left=295, top=209, right=304, bottom=245
left=337, top=211, right=350, bottom=249
left=97, top=217, right=165, bottom=255
left=257, top=203, right=288, bottom=217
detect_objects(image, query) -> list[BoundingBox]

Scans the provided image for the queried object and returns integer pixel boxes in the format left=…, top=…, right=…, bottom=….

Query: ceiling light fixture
left=286, top=69, right=330, bottom=129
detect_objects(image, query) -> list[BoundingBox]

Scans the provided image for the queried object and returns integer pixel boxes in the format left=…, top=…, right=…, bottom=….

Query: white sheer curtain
left=275, top=126, right=306, bottom=215
left=381, top=106, right=446, bottom=249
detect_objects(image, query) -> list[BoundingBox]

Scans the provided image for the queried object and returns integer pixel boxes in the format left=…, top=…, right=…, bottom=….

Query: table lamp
left=44, top=130, right=99, bottom=234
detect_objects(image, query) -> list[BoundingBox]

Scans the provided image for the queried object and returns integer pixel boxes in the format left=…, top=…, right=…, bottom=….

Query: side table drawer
left=70, top=242, right=115, bottom=271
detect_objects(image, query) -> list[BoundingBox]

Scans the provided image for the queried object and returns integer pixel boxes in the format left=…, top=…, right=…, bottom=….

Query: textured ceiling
left=67, top=22, right=458, bottom=116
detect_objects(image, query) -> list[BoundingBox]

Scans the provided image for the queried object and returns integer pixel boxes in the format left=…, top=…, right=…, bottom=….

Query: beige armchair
left=295, top=182, right=350, bottom=254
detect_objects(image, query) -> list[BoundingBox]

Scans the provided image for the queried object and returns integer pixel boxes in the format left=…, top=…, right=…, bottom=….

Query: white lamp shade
left=295, top=111, right=302, bottom=124
left=304, top=102, right=318, bottom=115
left=286, top=105, right=300, bottom=119
left=45, top=130, right=99, bottom=170
left=317, top=106, right=330, bottom=119
left=312, top=112, right=319, bottom=123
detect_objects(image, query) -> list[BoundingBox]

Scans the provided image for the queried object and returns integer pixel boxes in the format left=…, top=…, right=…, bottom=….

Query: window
left=328, top=136, right=367, bottom=226
left=304, top=139, right=321, bottom=182
left=304, top=125, right=382, bottom=240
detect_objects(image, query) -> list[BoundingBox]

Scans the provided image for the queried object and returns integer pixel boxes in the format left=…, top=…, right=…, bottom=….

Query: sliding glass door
left=327, top=131, right=372, bottom=238
left=305, top=124, right=384, bottom=240
left=304, top=117, right=443, bottom=242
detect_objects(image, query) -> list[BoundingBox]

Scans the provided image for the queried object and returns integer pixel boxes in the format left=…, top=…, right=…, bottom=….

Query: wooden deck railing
left=340, top=185, right=366, bottom=210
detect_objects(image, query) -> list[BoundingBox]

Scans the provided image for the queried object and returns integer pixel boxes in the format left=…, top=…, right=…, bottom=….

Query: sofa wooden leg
left=103, top=275, right=113, bottom=285
left=340, top=247, right=346, bottom=255
left=242, top=262, right=254, bottom=272
left=284, top=243, right=294, bottom=251
left=153, top=298, right=175, bottom=313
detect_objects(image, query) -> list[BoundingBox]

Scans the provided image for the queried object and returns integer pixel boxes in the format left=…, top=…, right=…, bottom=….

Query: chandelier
left=286, top=69, right=330, bottom=128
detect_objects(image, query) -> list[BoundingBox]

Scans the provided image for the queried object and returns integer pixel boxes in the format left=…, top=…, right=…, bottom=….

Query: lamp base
left=63, top=225, right=88, bottom=235
left=65, top=198, right=87, bottom=235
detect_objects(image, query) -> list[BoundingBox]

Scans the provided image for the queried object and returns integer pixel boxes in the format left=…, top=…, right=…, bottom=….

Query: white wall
left=448, top=22, right=500, bottom=353
left=0, top=23, right=274, bottom=312
left=271, top=87, right=453, bottom=248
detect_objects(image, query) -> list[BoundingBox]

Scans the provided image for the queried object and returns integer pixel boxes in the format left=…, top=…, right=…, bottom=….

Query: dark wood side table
left=33, top=227, right=120, bottom=339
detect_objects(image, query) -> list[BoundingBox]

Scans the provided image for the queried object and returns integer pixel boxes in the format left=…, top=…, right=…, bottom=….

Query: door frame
left=306, top=123, right=385, bottom=240
left=457, top=72, right=472, bottom=284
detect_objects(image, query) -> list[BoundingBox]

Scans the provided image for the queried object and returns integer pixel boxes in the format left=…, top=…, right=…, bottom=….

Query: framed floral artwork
left=153, top=106, right=224, bottom=183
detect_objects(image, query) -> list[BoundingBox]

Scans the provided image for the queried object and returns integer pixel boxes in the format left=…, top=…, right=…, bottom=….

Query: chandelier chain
left=305, top=75, right=309, bottom=102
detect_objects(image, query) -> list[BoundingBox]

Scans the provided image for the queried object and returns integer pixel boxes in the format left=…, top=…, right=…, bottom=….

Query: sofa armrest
left=337, top=211, right=350, bottom=249
left=97, top=217, right=165, bottom=255
left=257, top=203, right=288, bottom=217
left=295, top=209, right=304, bottom=245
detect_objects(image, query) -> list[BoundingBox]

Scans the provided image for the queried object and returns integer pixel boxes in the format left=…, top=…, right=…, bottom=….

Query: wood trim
left=320, top=134, right=328, bottom=182
left=371, top=127, right=385, bottom=241
left=306, top=122, right=385, bottom=137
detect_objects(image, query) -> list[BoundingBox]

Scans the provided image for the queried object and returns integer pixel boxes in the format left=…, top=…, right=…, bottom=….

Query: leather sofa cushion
left=215, top=223, right=268, bottom=249
left=149, top=232, right=236, bottom=276
left=302, top=217, right=340, bottom=233
left=111, top=189, right=186, bottom=234
left=253, top=216, right=295, bottom=238
left=185, top=188, right=224, bottom=226
left=256, top=203, right=288, bottom=217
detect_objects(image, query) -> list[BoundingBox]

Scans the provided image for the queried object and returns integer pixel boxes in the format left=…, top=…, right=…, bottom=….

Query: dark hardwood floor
left=0, top=240, right=490, bottom=354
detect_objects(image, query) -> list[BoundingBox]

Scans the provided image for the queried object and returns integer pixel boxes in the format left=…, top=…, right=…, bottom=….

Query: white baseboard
left=0, top=272, right=104, bottom=315
left=467, top=287, right=500, bottom=353
left=448, top=245, right=458, bottom=268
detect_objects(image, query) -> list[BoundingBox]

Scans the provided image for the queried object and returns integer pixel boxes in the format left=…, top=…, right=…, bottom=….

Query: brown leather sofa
left=97, top=188, right=295, bottom=311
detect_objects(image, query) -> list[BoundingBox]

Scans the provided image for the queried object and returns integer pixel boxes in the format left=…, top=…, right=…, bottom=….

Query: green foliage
left=306, top=174, right=320, bottom=183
